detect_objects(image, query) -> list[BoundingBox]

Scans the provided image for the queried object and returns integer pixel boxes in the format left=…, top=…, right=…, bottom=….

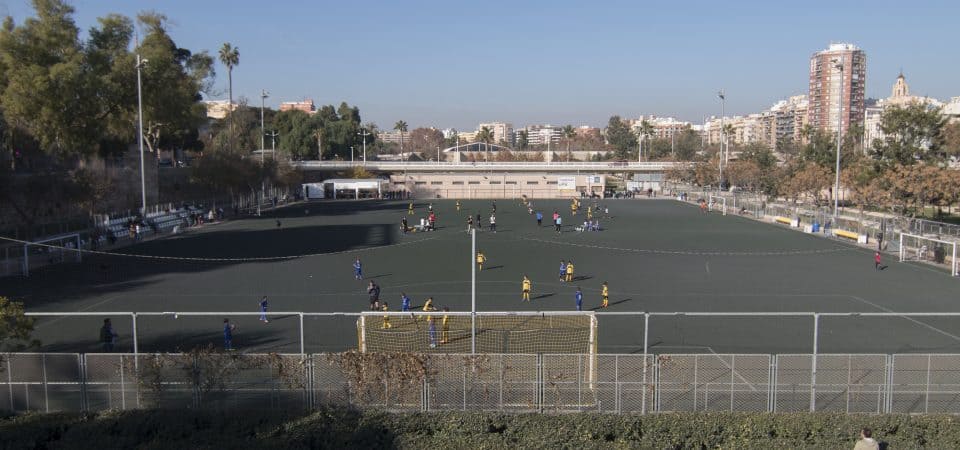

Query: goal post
left=357, top=311, right=597, bottom=355
left=22, top=233, right=82, bottom=277
left=708, top=194, right=727, bottom=215
left=899, top=233, right=958, bottom=276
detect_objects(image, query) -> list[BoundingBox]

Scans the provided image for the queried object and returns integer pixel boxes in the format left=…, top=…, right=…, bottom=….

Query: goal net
left=899, top=233, right=958, bottom=276
left=708, top=194, right=728, bottom=215
left=22, top=233, right=82, bottom=277
left=357, top=311, right=597, bottom=355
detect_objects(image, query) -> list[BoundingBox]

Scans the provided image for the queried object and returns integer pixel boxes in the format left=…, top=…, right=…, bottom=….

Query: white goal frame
left=708, top=194, right=728, bottom=215
left=22, top=233, right=82, bottom=277
left=899, top=233, right=958, bottom=277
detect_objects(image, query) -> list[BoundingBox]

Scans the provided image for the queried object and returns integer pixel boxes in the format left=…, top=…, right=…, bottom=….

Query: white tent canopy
left=304, top=178, right=384, bottom=199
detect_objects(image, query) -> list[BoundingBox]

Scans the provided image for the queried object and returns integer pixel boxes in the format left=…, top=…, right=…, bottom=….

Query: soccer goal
left=357, top=311, right=597, bottom=355
left=899, top=233, right=958, bottom=276
left=22, top=233, right=82, bottom=277
left=708, top=194, right=728, bottom=215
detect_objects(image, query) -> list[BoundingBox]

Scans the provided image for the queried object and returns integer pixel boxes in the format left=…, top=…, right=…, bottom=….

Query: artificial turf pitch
left=4, top=198, right=960, bottom=355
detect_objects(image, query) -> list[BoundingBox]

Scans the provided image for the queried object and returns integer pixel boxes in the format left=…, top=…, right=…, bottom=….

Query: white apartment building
left=521, top=125, right=563, bottom=146
left=478, top=122, right=515, bottom=146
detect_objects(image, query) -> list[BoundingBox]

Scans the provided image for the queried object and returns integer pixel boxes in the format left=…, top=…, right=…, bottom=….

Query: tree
left=394, top=120, right=408, bottom=155
left=605, top=116, right=636, bottom=159
left=218, top=42, right=239, bottom=106
left=872, top=103, right=948, bottom=165
left=0, top=296, right=38, bottom=356
left=782, top=162, right=833, bottom=206
left=408, top=127, right=443, bottom=154
left=476, top=126, right=494, bottom=160
left=271, top=109, right=317, bottom=160
left=942, top=121, right=960, bottom=160
left=561, top=125, right=576, bottom=161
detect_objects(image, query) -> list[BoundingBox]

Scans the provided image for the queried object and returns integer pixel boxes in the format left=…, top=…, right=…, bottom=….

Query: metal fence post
left=810, top=312, right=819, bottom=412
left=641, top=312, right=649, bottom=414
left=131, top=312, right=139, bottom=356
left=299, top=313, right=305, bottom=356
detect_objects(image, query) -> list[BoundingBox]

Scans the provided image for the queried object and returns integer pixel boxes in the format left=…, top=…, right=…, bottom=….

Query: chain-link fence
left=6, top=351, right=960, bottom=414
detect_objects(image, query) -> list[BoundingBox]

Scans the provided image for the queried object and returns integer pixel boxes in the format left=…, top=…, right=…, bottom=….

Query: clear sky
left=2, top=0, right=957, bottom=130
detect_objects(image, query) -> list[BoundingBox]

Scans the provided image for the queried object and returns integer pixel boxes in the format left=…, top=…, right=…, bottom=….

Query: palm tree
left=313, top=128, right=324, bottom=160
left=394, top=120, right=408, bottom=157
left=218, top=43, right=240, bottom=106
left=477, top=126, right=494, bottom=160
left=562, top=125, right=576, bottom=161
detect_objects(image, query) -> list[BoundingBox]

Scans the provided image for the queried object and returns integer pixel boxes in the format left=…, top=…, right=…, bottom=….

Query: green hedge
left=2, top=409, right=959, bottom=449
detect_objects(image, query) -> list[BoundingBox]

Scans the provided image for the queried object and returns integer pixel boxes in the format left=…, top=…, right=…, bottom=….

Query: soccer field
left=4, top=198, right=960, bottom=355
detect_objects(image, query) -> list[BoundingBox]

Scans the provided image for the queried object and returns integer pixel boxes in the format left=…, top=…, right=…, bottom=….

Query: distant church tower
left=891, top=72, right=909, bottom=99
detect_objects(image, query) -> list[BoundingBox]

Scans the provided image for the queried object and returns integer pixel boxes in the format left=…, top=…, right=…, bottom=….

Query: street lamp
left=833, top=56, right=844, bottom=218
left=357, top=128, right=371, bottom=165
left=258, top=89, right=269, bottom=217
left=718, top=90, right=726, bottom=190
left=266, top=130, right=279, bottom=156
left=136, top=53, right=148, bottom=216
left=350, top=146, right=354, bottom=164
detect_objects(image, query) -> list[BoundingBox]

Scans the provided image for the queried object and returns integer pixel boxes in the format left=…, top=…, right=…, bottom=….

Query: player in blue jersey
left=353, top=258, right=363, bottom=280
left=575, top=287, right=583, bottom=311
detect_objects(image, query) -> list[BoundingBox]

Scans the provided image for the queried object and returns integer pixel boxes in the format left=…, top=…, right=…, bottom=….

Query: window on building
left=431, top=181, right=443, bottom=185
left=489, top=181, right=501, bottom=185
left=452, top=181, right=464, bottom=185
left=546, top=181, right=558, bottom=185
left=468, top=181, right=480, bottom=185
left=505, top=181, right=517, bottom=185
left=414, top=181, right=427, bottom=185
left=526, top=181, right=539, bottom=185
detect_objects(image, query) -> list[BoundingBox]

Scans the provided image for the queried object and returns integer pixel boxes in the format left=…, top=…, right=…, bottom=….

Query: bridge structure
left=291, top=160, right=684, bottom=174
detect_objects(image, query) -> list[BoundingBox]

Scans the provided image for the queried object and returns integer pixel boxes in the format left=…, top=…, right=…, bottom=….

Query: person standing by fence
left=100, top=318, right=118, bottom=352
left=853, top=428, right=879, bottom=450
left=223, top=318, right=236, bottom=351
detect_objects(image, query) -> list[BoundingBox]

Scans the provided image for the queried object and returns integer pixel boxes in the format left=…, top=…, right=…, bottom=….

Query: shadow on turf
left=531, top=293, right=555, bottom=300
left=0, top=223, right=399, bottom=308
left=590, top=298, right=632, bottom=310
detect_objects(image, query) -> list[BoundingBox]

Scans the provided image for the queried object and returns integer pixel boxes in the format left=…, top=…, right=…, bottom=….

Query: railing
left=3, top=351, right=960, bottom=414
left=293, top=161, right=684, bottom=171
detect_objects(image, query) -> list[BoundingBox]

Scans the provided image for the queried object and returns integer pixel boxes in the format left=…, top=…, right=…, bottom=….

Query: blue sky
left=2, top=0, right=957, bottom=130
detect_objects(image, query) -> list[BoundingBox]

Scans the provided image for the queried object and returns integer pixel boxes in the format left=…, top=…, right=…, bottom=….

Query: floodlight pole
left=259, top=89, right=269, bottom=217
left=136, top=53, right=147, bottom=216
left=833, top=56, right=844, bottom=218
left=471, top=228, right=476, bottom=354
left=357, top=128, right=371, bottom=165
left=718, top=90, right=725, bottom=191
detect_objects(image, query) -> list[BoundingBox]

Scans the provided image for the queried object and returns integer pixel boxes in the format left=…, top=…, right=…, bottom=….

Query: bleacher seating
left=96, top=206, right=208, bottom=244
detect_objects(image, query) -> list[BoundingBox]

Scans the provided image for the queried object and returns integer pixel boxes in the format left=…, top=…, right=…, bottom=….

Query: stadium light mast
left=135, top=50, right=148, bottom=216
left=357, top=128, right=371, bottom=165
left=833, top=56, right=844, bottom=218
left=259, top=89, right=269, bottom=217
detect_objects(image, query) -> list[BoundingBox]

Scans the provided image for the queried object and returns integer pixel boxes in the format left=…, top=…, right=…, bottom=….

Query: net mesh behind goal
left=358, top=312, right=597, bottom=354
left=899, top=233, right=958, bottom=276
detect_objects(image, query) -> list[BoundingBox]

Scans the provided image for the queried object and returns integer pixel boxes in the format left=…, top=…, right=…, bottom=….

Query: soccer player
left=491, top=200, right=496, bottom=213
left=368, top=281, right=381, bottom=311
left=223, top=318, right=236, bottom=351
left=601, top=282, right=609, bottom=308
left=476, top=213, right=483, bottom=230
left=536, top=211, right=543, bottom=227
left=559, top=260, right=567, bottom=282
left=556, top=215, right=562, bottom=233
left=476, top=250, right=486, bottom=271
left=521, top=275, right=531, bottom=301
left=423, top=297, right=435, bottom=313
left=381, top=302, right=392, bottom=329
left=466, top=215, right=474, bottom=233
left=429, top=212, right=437, bottom=230
left=353, top=258, right=363, bottom=280
left=100, top=318, right=118, bottom=352
left=401, top=216, right=408, bottom=234
left=408, top=202, right=414, bottom=215
left=489, top=214, right=496, bottom=233
left=258, top=296, right=269, bottom=323
left=400, top=292, right=411, bottom=312
left=875, top=251, right=882, bottom=271
left=575, top=287, right=583, bottom=311
left=440, top=307, right=450, bottom=344
left=565, top=261, right=575, bottom=282
left=587, top=206, right=593, bottom=221
left=456, top=200, right=461, bottom=212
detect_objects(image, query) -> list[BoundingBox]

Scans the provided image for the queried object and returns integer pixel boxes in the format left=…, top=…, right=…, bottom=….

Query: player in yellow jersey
left=455, top=200, right=461, bottom=212
left=423, top=297, right=435, bottom=313
left=381, top=302, right=392, bottom=329
left=476, top=250, right=486, bottom=271
left=440, top=306, right=450, bottom=344
left=521, top=275, right=531, bottom=301
left=565, top=261, right=575, bottom=282
left=587, top=206, right=593, bottom=221
left=601, top=282, right=609, bottom=308
left=408, top=202, right=414, bottom=215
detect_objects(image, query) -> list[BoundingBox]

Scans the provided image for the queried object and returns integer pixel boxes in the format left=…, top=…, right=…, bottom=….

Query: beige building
left=388, top=173, right=606, bottom=199
left=478, top=122, right=515, bottom=145
left=202, top=100, right=237, bottom=119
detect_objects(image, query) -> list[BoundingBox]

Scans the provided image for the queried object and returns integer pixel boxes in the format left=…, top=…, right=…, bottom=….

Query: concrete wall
left=387, top=173, right=605, bottom=199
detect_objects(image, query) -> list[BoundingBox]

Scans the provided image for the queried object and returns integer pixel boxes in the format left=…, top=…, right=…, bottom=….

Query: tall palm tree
left=477, top=126, right=494, bottom=160
left=561, top=125, right=576, bottom=161
left=218, top=43, right=240, bottom=106
left=394, top=120, right=408, bottom=155
left=313, top=128, right=324, bottom=160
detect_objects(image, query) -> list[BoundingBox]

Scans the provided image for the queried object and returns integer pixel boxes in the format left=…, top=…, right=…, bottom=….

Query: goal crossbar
left=22, top=233, right=82, bottom=277
left=708, top=194, right=728, bottom=216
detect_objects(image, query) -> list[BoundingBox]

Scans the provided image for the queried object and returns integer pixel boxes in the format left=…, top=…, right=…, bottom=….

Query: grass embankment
left=3, top=409, right=960, bottom=449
